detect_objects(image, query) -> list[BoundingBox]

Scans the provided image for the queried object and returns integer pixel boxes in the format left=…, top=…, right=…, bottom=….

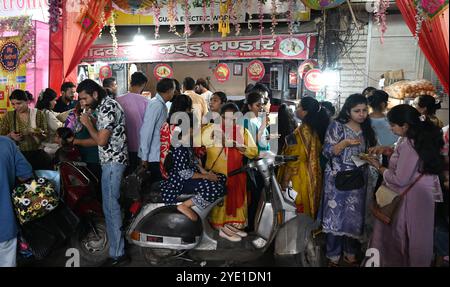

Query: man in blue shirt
left=139, top=78, right=175, bottom=183
left=0, top=136, right=33, bottom=267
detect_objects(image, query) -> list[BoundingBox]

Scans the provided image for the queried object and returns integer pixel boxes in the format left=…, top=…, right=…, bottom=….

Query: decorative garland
left=287, top=0, right=294, bottom=37
left=210, top=0, right=215, bottom=31
left=0, top=16, right=35, bottom=65
left=167, top=0, right=179, bottom=36
left=258, top=0, right=264, bottom=38
left=247, top=0, right=253, bottom=32
left=234, top=0, right=242, bottom=36
left=109, top=14, right=118, bottom=55
left=374, top=0, right=389, bottom=44
left=183, top=0, right=191, bottom=39
left=202, top=0, right=207, bottom=32
left=270, top=0, right=278, bottom=38
left=414, top=1, right=427, bottom=41
left=48, top=0, right=62, bottom=33
left=98, top=11, right=106, bottom=38
left=153, top=3, right=161, bottom=39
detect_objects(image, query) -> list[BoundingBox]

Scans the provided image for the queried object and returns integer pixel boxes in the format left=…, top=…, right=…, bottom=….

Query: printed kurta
left=321, top=121, right=368, bottom=239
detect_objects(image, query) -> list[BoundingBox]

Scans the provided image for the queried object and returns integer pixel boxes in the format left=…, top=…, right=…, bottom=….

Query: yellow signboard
left=112, top=10, right=154, bottom=26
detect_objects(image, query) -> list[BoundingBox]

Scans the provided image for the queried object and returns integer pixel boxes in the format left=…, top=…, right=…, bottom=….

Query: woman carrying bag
left=321, top=94, right=377, bottom=266
left=0, top=90, right=51, bottom=170
left=366, top=105, right=443, bottom=267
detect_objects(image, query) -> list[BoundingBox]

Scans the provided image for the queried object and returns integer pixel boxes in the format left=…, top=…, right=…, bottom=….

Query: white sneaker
left=219, top=227, right=241, bottom=242
left=224, top=224, right=248, bottom=237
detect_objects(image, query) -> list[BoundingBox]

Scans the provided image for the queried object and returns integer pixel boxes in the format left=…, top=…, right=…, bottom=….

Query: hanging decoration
left=258, top=0, right=264, bottom=38
left=0, top=16, right=35, bottom=65
left=98, top=11, right=106, bottom=39
left=247, top=0, right=253, bottom=32
left=287, top=0, right=294, bottom=37
left=202, top=0, right=207, bottom=32
left=231, top=0, right=242, bottom=36
left=270, top=0, right=278, bottom=38
left=210, top=0, right=215, bottom=31
left=415, top=0, right=449, bottom=19
left=413, top=0, right=449, bottom=39
left=112, top=0, right=155, bottom=14
left=109, top=14, right=118, bottom=55
left=218, top=1, right=231, bottom=37
left=374, top=0, right=389, bottom=44
left=301, top=0, right=346, bottom=10
left=214, top=63, right=230, bottom=83
left=48, top=0, right=62, bottom=33
left=167, top=0, right=179, bottom=36
left=153, top=3, right=161, bottom=39
left=183, top=0, right=191, bottom=39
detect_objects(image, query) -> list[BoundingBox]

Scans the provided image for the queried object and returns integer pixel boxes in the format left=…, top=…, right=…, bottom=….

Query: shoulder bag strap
left=400, top=174, right=424, bottom=197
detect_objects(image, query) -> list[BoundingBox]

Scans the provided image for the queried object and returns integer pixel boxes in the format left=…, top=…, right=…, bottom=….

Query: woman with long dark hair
left=160, top=94, right=193, bottom=179
left=276, top=103, right=297, bottom=155
left=321, top=94, right=376, bottom=266
left=241, top=92, right=270, bottom=153
left=278, top=97, right=329, bottom=218
left=414, top=95, right=443, bottom=128
left=366, top=104, right=444, bottom=266
left=36, top=88, right=64, bottom=151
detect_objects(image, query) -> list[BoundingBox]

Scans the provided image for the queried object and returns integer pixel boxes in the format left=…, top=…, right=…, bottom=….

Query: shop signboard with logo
left=0, top=37, right=27, bottom=115
left=304, top=69, right=324, bottom=92
left=153, top=63, right=173, bottom=80
left=214, top=63, right=230, bottom=83
left=82, top=34, right=316, bottom=63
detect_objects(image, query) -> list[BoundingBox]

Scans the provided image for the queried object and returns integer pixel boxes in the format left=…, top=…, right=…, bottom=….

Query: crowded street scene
left=0, top=0, right=448, bottom=269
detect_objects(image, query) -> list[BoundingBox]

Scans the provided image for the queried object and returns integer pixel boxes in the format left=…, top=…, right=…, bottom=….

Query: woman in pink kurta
left=366, top=105, right=444, bottom=267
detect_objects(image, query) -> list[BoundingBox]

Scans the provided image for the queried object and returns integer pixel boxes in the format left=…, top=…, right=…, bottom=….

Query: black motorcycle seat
left=144, top=181, right=196, bottom=204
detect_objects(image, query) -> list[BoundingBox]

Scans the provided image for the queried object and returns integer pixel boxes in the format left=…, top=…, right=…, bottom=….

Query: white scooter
left=126, top=153, right=324, bottom=266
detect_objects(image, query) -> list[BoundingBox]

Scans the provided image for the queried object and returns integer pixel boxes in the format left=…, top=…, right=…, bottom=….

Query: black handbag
left=334, top=168, right=365, bottom=191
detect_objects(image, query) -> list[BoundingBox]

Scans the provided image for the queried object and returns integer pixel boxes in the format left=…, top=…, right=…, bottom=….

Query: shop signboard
left=304, top=69, right=324, bottom=92
left=298, top=59, right=318, bottom=79
left=82, top=34, right=316, bottom=63
left=214, top=63, right=230, bottom=83
left=0, top=37, right=26, bottom=114
left=153, top=63, right=173, bottom=80
left=247, top=60, right=265, bottom=82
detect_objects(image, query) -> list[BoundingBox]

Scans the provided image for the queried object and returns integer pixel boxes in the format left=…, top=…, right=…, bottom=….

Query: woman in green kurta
left=0, top=90, right=51, bottom=170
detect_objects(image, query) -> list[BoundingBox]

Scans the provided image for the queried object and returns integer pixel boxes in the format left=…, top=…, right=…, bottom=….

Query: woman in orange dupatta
left=278, top=97, right=330, bottom=219
left=202, top=103, right=258, bottom=230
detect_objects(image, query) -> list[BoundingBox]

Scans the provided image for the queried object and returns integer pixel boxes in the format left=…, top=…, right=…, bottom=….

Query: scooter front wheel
left=71, top=217, right=109, bottom=265
left=140, top=248, right=181, bottom=266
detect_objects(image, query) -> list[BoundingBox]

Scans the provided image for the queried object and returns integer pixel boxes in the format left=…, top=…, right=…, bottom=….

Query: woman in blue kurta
left=321, top=94, right=377, bottom=266
left=160, top=114, right=226, bottom=221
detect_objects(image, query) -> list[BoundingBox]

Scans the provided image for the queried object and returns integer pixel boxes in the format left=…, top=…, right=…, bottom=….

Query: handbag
left=335, top=168, right=365, bottom=191
left=370, top=174, right=423, bottom=225
left=12, top=176, right=59, bottom=224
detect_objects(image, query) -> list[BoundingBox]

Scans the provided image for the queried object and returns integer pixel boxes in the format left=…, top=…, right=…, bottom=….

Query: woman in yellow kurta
left=202, top=103, right=258, bottom=230
left=278, top=97, right=330, bottom=219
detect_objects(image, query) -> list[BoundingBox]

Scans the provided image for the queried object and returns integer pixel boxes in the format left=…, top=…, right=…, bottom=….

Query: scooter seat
left=144, top=182, right=195, bottom=204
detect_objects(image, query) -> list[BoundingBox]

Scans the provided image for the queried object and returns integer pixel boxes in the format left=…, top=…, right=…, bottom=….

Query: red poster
left=298, top=59, right=318, bottom=79
left=153, top=63, right=173, bottom=80
left=99, top=65, right=112, bottom=82
left=82, top=34, right=316, bottom=63
left=0, top=91, right=4, bottom=100
left=214, top=63, right=230, bottom=83
left=304, top=69, right=323, bottom=92
left=289, top=71, right=298, bottom=87
left=247, top=60, right=265, bottom=81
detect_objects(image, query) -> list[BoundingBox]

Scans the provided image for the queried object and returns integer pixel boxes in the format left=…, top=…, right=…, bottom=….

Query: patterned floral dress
left=160, top=146, right=226, bottom=210
left=320, top=120, right=368, bottom=239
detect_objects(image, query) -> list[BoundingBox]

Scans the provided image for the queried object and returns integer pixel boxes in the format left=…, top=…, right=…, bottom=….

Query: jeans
left=102, top=163, right=126, bottom=259
left=326, top=233, right=359, bottom=262
left=0, top=238, right=17, bottom=267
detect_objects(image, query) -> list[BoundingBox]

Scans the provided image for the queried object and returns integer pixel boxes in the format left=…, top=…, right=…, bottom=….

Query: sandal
left=343, top=256, right=359, bottom=267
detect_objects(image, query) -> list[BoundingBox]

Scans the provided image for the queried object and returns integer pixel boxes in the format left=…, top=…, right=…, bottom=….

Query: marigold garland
left=270, top=0, right=278, bottom=38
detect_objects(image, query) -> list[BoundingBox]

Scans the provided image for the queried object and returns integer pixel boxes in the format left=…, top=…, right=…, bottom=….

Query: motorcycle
left=126, top=154, right=325, bottom=266
left=18, top=162, right=109, bottom=265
